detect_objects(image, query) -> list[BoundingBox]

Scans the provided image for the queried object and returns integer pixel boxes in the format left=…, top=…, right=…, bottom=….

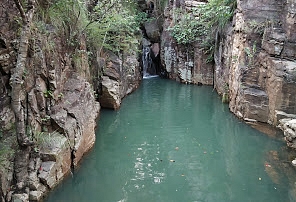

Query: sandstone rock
left=275, top=111, right=296, bottom=124
left=223, top=0, right=296, bottom=130
left=185, top=0, right=206, bottom=10
left=99, top=49, right=141, bottom=109
left=142, top=38, right=152, bottom=47
left=184, top=0, right=205, bottom=7
left=151, top=43, right=160, bottom=58
left=262, top=28, right=285, bottom=56
left=50, top=75, right=100, bottom=166
left=99, top=76, right=121, bottom=109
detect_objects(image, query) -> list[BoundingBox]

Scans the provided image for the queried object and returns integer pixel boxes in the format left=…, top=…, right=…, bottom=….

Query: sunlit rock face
left=224, top=0, right=296, bottom=126
left=212, top=0, right=296, bottom=127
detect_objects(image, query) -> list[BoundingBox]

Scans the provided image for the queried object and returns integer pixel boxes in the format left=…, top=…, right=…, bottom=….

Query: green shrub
left=168, top=0, right=236, bottom=62
left=33, top=131, right=66, bottom=151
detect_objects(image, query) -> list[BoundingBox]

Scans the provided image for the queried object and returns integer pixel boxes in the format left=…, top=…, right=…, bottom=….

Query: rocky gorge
left=0, top=0, right=296, bottom=201
left=159, top=0, right=296, bottom=147
left=0, top=0, right=141, bottom=201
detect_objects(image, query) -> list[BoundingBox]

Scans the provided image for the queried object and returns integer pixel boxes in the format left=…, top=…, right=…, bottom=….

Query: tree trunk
left=10, top=0, right=36, bottom=197
left=11, top=0, right=35, bottom=147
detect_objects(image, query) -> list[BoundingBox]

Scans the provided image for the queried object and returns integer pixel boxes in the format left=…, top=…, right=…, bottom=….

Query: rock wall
left=160, top=0, right=214, bottom=84
left=98, top=50, right=141, bottom=110
left=225, top=0, right=296, bottom=126
left=213, top=0, right=296, bottom=142
left=162, top=0, right=296, bottom=147
left=0, top=1, right=141, bottom=201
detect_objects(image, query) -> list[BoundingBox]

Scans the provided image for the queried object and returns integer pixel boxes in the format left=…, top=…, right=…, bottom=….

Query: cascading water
left=142, top=45, right=157, bottom=78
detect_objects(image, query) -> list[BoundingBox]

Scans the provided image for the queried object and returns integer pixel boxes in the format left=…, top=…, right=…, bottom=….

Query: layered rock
left=98, top=50, right=141, bottom=110
left=162, top=0, right=296, bottom=148
left=215, top=0, right=296, bottom=127
left=214, top=0, right=296, bottom=148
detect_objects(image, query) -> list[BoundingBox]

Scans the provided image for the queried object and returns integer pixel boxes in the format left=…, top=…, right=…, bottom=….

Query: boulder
left=144, top=20, right=161, bottom=42
left=279, top=119, right=296, bottom=148
left=99, top=50, right=141, bottom=109
left=99, top=76, right=121, bottom=109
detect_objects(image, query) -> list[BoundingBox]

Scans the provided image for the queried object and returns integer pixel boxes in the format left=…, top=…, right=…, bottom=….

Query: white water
left=142, top=46, right=156, bottom=78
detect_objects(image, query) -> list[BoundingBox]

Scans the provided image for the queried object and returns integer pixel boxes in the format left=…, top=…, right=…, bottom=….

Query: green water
left=46, top=78, right=296, bottom=202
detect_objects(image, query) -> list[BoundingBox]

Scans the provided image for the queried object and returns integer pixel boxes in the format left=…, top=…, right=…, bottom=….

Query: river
left=46, top=77, right=296, bottom=202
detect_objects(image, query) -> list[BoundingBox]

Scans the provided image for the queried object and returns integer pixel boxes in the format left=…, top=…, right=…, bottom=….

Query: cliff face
left=224, top=0, right=296, bottom=125
left=161, top=0, right=296, bottom=147
left=160, top=0, right=214, bottom=84
left=0, top=1, right=141, bottom=201
left=214, top=0, right=296, bottom=145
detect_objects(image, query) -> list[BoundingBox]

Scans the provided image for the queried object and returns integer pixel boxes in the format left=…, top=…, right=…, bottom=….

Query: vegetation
left=32, top=131, right=66, bottom=151
left=0, top=134, right=15, bottom=169
left=244, top=42, right=257, bottom=67
left=168, top=0, right=236, bottom=62
left=34, top=0, right=148, bottom=54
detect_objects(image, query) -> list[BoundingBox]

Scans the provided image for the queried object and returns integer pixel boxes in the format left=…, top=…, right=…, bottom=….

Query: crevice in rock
left=70, top=149, right=75, bottom=176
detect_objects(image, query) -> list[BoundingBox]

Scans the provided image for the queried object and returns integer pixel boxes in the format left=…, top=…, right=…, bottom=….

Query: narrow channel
left=46, top=78, right=296, bottom=202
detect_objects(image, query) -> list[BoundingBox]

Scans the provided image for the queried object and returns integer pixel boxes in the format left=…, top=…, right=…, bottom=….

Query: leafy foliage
left=168, top=0, right=235, bottom=63
left=168, top=0, right=235, bottom=45
left=86, top=0, right=146, bottom=53
left=34, top=0, right=148, bottom=54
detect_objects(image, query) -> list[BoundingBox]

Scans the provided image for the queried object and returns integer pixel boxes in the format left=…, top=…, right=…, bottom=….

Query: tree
left=10, top=0, right=35, bottom=147
left=10, top=0, right=36, bottom=195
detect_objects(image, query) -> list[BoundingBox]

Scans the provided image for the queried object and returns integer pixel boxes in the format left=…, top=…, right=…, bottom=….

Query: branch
left=13, top=0, right=26, bottom=22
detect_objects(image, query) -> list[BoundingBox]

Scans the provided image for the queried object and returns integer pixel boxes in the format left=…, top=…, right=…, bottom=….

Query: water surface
left=46, top=78, right=296, bottom=202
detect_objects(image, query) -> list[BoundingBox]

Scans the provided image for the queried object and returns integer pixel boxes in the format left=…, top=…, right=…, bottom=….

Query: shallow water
left=46, top=78, right=296, bottom=202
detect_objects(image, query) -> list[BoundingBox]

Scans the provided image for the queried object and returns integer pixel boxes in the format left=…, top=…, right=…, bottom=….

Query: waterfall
left=142, top=46, right=157, bottom=78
